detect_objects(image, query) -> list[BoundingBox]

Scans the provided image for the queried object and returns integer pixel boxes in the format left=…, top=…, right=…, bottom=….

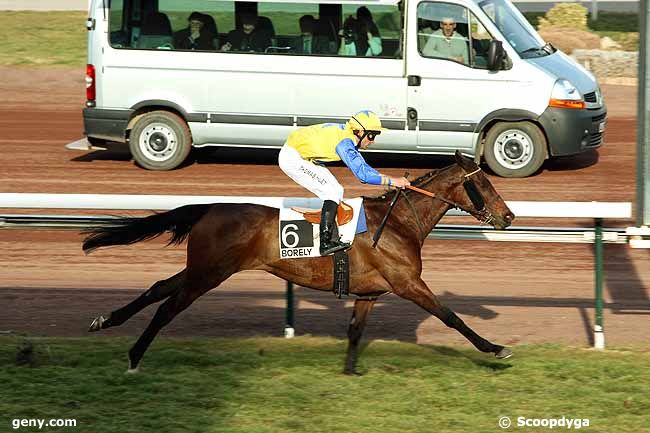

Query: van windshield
left=477, top=0, right=551, bottom=58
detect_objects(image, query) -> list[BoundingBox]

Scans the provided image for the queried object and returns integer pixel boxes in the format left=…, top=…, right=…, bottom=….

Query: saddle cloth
left=278, top=197, right=366, bottom=259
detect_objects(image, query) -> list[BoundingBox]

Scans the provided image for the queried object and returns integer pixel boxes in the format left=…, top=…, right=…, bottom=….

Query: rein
left=371, top=166, right=494, bottom=247
left=405, top=167, right=496, bottom=227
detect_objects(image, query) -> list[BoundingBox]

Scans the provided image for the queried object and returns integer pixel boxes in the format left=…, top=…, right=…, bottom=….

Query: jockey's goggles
left=365, top=131, right=381, bottom=141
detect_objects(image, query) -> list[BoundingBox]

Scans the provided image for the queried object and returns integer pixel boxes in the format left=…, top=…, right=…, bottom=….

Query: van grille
left=592, top=113, right=606, bottom=123
left=589, top=132, right=603, bottom=147
left=584, top=91, right=597, bottom=103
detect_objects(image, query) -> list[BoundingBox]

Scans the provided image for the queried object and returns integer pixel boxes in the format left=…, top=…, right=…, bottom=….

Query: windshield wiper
left=542, top=42, right=556, bottom=54
left=520, top=45, right=550, bottom=57
left=520, top=46, right=544, bottom=54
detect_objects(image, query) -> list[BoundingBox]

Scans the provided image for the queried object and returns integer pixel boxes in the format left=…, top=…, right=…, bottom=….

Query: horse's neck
left=406, top=168, right=460, bottom=239
left=406, top=191, right=451, bottom=240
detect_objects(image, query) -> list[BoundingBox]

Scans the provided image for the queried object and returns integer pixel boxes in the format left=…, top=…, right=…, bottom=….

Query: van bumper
left=538, top=105, right=607, bottom=157
left=83, top=108, right=133, bottom=143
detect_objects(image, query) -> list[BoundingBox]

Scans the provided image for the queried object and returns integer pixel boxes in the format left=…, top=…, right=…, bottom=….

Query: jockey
left=278, top=110, right=410, bottom=256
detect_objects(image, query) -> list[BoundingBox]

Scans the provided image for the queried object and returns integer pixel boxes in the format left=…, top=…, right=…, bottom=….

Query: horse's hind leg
left=395, top=278, right=512, bottom=359
left=126, top=273, right=224, bottom=372
left=88, top=270, right=186, bottom=332
left=343, top=297, right=376, bottom=375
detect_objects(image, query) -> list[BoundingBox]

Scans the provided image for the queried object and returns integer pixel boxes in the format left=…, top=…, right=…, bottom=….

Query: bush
left=538, top=28, right=601, bottom=53
left=538, top=3, right=589, bottom=31
left=588, top=12, right=639, bottom=32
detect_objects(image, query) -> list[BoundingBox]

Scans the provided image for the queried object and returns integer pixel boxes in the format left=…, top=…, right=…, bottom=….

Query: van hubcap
left=493, top=129, right=533, bottom=169
left=139, top=123, right=177, bottom=162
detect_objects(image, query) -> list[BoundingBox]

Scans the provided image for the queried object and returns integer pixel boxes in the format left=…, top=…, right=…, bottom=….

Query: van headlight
left=549, top=79, right=585, bottom=109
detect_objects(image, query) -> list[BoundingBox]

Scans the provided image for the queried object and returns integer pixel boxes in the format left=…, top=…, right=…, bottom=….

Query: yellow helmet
left=346, top=110, right=386, bottom=132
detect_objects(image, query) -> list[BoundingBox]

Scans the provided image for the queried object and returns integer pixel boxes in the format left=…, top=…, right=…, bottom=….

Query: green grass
left=588, top=12, right=639, bottom=33
left=0, top=11, right=86, bottom=66
left=1, top=336, right=649, bottom=433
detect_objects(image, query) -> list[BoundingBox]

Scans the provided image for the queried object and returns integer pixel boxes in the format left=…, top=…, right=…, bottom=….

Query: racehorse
left=83, top=151, right=515, bottom=374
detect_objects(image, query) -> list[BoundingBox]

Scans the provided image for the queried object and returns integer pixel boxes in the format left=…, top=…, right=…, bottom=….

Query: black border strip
left=83, top=108, right=133, bottom=120
left=297, top=117, right=405, bottom=130
left=419, top=121, right=476, bottom=132
left=210, top=114, right=293, bottom=126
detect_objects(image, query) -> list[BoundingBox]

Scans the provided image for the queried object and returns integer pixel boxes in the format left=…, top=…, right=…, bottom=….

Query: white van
left=80, top=0, right=606, bottom=177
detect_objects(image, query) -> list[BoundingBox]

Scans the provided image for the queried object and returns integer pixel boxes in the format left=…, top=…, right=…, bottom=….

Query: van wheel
left=483, top=121, right=546, bottom=178
left=129, top=111, right=192, bottom=170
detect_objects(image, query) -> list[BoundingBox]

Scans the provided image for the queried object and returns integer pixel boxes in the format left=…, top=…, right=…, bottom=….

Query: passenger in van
left=221, top=14, right=272, bottom=53
left=293, top=15, right=316, bottom=54
left=421, top=17, right=468, bottom=64
left=356, top=6, right=382, bottom=43
left=338, top=16, right=382, bottom=57
left=173, top=11, right=216, bottom=51
left=292, top=15, right=333, bottom=54
left=278, top=111, right=410, bottom=256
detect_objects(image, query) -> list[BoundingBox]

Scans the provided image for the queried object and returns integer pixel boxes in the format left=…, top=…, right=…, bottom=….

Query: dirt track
left=0, top=67, right=648, bottom=348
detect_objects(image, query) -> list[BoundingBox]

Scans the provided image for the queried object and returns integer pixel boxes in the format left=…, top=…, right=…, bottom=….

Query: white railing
left=0, top=193, right=634, bottom=348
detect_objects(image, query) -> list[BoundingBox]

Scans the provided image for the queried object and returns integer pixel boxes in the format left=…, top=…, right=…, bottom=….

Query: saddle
left=291, top=201, right=354, bottom=226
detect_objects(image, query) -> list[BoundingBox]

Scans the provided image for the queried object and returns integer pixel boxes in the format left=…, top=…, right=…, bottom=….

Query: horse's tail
left=82, top=204, right=212, bottom=254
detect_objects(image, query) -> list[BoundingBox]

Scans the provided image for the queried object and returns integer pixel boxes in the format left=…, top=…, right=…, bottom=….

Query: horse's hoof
left=343, top=368, right=363, bottom=376
left=88, top=316, right=106, bottom=332
left=126, top=359, right=139, bottom=374
left=495, top=347, right=513, bottom=359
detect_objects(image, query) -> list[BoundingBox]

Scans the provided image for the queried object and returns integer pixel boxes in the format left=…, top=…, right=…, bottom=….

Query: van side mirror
left=487, top=40, right=506, bottom=71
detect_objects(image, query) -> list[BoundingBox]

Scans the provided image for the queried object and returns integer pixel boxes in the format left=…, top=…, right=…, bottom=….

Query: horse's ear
left=454, top=149, right=463, bottom=164
left=454, top=150, right=474, bottom=170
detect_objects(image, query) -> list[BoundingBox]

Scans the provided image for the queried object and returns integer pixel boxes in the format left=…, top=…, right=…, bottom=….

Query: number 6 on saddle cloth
left=278, top=198, right=366, bottom=298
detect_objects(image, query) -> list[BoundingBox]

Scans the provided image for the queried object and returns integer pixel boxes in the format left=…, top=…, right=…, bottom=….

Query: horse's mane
left=364, top=168, right=443, bottom=202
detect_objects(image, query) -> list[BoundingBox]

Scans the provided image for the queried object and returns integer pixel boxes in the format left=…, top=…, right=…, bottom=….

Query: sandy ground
left=0, top=67, right=647, bottom=352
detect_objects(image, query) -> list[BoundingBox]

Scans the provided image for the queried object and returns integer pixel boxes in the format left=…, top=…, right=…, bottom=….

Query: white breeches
left=278, top=144, right=344, bottom=203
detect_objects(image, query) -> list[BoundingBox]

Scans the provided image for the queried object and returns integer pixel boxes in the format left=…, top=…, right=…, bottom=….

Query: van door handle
left=407, top=75, right=421, bottom=86
left=407, top=108, right=418, bottom=130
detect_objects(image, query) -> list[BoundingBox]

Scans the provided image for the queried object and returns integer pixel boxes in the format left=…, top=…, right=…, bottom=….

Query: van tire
left=483, top=121, right=546, bottom=178
left=129, top=111, right=192, bottom=170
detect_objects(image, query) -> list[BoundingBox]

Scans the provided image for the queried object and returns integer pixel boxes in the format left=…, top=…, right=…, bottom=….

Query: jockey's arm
left=335, top=139, right=391, bottom=186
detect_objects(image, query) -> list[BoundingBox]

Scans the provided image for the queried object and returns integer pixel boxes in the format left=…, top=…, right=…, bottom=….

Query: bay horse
left=83, top=151, right=515, bottom=374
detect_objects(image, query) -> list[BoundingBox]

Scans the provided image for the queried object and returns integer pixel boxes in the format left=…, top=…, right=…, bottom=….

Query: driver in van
left=278, top=110, right=410, bottom=256
left=421, top=17, right=468, bottom=64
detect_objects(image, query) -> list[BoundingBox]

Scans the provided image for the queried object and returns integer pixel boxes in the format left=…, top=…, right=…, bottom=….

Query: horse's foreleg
left=343, top=297, right=377, bottom=375
left=394, top=278, right=511, bottom=359
left=88, top=270, right=186, bottom=332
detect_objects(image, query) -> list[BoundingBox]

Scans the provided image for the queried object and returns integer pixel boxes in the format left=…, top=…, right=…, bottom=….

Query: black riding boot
left=319, top=200, right=351, bottom=256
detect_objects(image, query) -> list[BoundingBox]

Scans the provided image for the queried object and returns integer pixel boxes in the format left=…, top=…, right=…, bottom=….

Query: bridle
left=372, top=165, right=495, bottom=248
left=405, top=167, right=495, bottom=226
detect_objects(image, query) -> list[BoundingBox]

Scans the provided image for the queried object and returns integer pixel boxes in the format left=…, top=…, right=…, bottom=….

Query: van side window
left=253, top=2, right=320, bottom=54
left=107, top=0, right=402, bottom=57
left=108, top=0, right=236, bottom=51
left=417, top=2, right=470, bottom=66
left=339, top=3, right=402, bottom=58
left=159, top=0, right=234, bottom=51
